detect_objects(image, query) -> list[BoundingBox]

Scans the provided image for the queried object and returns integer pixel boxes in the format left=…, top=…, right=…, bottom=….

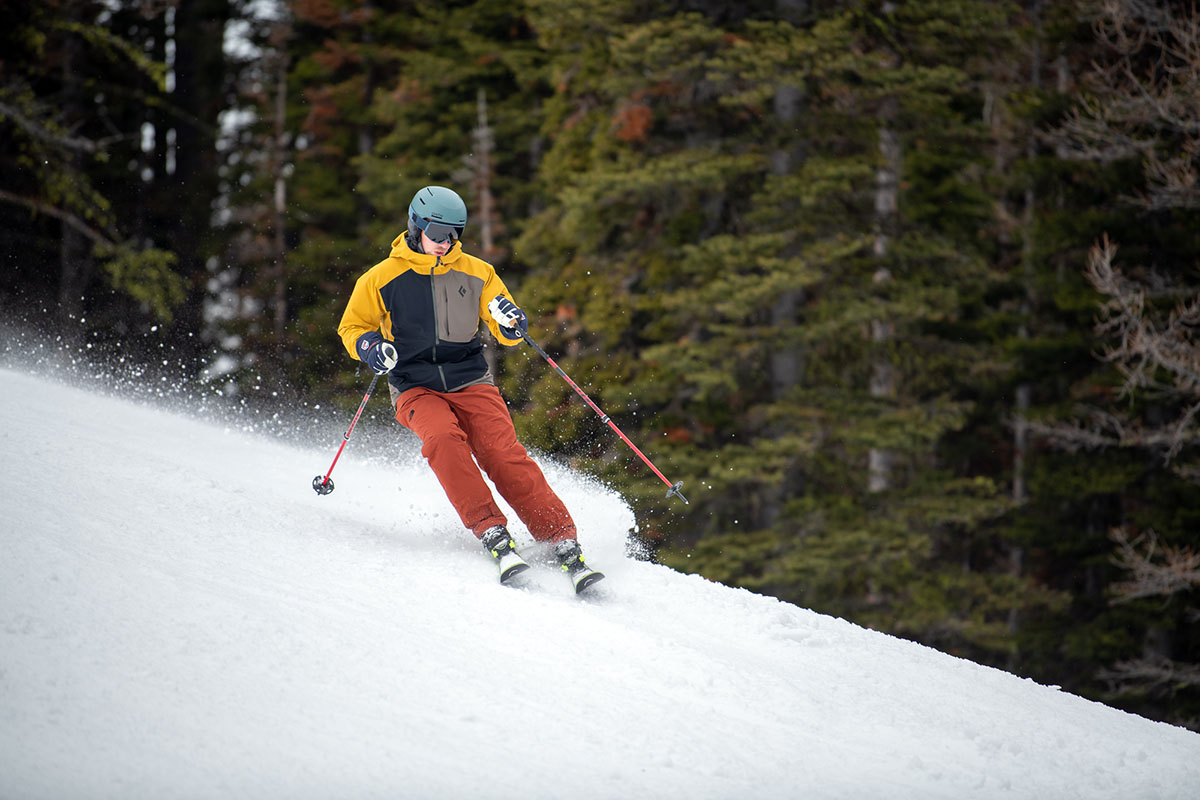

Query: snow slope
left=2, top=366, right=1199, bottom=800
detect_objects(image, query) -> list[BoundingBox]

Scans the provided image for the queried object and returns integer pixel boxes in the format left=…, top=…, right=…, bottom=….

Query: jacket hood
left=389, top=233, right=463, bottom=272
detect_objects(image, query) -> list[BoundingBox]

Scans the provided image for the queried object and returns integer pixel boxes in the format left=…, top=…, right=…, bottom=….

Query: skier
left=337, top=185, right=603, bottom=593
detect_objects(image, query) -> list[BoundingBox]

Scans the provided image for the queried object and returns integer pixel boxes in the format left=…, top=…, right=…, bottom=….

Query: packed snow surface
left=2, top=366, right=1199, bottom=799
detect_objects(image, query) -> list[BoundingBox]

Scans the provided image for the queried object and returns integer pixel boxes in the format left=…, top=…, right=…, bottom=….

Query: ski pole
left=521, top=332, right=688, bottom=504
left=312, top=373, right=381, bottom=495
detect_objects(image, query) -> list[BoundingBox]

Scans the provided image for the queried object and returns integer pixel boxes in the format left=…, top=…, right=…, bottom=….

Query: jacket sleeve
left=478, top=265, right=523, bottom=347
left=338, top=268, right=388, bottom=361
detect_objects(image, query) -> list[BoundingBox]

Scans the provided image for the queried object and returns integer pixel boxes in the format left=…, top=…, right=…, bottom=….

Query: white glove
left=488, top=295, right=528, bottom=339
left=362, top=339, right=398, bottom=374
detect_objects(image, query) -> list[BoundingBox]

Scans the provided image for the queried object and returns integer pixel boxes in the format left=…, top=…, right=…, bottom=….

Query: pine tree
left=1027, top=0, right=1200, bottom=728
left=0, top=0, right=187, bottom=344
left=508, top=0, right=1045, bottom=665
left=215, top=0, right=432, bottom=399
left=213, top=0, right=555, bottom=402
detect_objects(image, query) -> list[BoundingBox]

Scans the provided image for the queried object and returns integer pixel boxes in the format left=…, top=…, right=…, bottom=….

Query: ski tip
left=574, top=570, right=606, bottom=595
left=500, top=561, right=532, bottom=585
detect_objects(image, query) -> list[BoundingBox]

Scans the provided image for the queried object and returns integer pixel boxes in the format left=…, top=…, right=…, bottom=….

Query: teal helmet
left=408, top=186, right=468, bottom=243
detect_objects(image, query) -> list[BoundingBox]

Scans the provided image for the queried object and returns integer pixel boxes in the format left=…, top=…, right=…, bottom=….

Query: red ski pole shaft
left=521, top=333, right=688, bottom=504
left=313, top=373, right=381, bottom=495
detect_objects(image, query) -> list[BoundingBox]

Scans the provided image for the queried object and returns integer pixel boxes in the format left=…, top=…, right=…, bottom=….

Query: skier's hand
left=357, top=332, right=398, bottom=374
left=488, top=295, right=528, bottom=340
left=366, top=341, right=398, bottom=374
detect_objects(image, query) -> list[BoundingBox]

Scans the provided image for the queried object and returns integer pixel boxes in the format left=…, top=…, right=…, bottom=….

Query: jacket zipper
left=429, top=256, right=448, bottom=391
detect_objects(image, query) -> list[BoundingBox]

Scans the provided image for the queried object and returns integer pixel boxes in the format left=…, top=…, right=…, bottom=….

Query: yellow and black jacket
left=338, top=234, right=521, bottom=396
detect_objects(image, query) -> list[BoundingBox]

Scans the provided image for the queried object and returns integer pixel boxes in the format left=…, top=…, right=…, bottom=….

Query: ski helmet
left=408, top=186, right=468, bottom=243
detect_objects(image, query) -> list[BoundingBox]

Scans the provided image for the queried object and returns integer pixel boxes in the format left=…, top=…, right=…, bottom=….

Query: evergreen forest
left=3, top=0, right=1199, bottom=729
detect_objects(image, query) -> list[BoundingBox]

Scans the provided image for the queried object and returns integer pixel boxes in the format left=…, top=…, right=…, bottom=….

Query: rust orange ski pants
left=395, top=383, right=576, bottom=542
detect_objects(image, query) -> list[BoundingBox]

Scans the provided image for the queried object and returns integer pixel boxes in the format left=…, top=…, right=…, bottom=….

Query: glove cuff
left=356, top=331, right=383, bottom=361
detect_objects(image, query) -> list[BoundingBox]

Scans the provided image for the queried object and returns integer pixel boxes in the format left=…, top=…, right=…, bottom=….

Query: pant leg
left=395, top=387, right=506, bottom=537
left=449, top=384, right=576, bottom=544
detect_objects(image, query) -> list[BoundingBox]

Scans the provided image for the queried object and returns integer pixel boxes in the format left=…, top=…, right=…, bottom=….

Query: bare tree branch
left=0, top=98, right=99, bottom=154
left=1051, top=1, right=1200, bottom=209
left=1051, top=235, right=1200, bottom=463
left=1026, top=405, right=1200, bottom=458
left=1051, top=1, right=1200, bottom=730
left=1109, top=527, right=1200, bottom=601
left=1099, top=655, right=1200, bottom=692
left=0, top=189, right=115, bottom=247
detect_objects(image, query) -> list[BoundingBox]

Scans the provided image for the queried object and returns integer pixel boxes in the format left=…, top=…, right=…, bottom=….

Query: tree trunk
left=272, top=44, right=290, bottom=340
left=762, top=82, right=807, bottom=527
left=474, top=89, right=497, bottom=259
left=869, top=103, right=899, bottom=494
left=472, top=89, right=500, bottom=379
left=57, top=0, right=91, bottom=340
left=1008, top=0, right=1046, bottom=668
left=167, top=0, right=231, bottom=357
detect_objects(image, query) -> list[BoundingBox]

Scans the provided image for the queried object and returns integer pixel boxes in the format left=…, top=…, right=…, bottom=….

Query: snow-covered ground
left=2, top=366, right=1199, bottom=799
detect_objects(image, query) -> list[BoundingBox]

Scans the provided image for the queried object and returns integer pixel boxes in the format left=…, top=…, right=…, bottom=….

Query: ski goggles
left=413, top=215, right=463, bottom=244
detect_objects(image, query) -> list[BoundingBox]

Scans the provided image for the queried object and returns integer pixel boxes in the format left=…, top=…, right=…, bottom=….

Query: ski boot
left=554, top=539, right=605, bottom=595
left=481, top=526, right=530, bottom=584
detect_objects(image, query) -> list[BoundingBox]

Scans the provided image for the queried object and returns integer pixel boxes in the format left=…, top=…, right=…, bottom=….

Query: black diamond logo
left=459, top=285, right=467, bottom=297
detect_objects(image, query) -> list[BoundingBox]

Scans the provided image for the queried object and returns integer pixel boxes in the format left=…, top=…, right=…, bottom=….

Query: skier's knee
left=422, top=426, right=468, bottom=456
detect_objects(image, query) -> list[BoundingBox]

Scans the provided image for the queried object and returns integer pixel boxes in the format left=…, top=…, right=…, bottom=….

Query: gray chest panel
left=433, top=271, right=486, bottom=343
